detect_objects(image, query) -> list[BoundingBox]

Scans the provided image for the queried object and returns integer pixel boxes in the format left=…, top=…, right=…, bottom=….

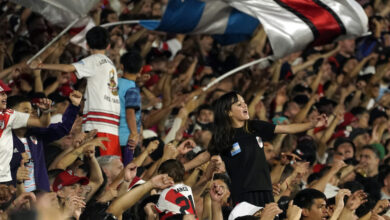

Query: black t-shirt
left=220, top=120, right=276, bottom=200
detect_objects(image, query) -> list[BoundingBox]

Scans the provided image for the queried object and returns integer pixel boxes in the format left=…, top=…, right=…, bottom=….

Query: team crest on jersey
left=108, top=69, right=118, bottom=96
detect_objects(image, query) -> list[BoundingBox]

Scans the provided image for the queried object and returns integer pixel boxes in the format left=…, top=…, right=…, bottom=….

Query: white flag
left=10, top=0, right=99, bottom=27
left=226, top=0, right=368, bottom=58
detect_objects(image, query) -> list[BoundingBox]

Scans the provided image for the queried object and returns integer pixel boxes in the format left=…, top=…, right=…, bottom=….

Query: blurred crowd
left=0, top=0, right=390, bottom=219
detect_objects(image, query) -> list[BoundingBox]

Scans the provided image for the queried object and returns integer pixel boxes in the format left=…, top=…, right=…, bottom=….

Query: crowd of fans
left=0, top=0, right=390, bottom=219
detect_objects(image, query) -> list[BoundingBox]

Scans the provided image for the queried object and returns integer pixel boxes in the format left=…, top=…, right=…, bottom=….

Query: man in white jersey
left=0, top=80, right=52, bottom=183
left=29, top=27, right=121, bottom=157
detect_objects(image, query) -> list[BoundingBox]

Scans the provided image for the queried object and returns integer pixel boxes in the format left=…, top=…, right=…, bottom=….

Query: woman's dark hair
left=209, top=91, right=240, bottom=154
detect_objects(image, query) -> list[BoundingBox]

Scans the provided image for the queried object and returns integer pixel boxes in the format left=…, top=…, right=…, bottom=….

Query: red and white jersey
left=156, top=183, right=197, bottom=219
left=73, top=54, right=120, bottom=135
left=0, top=109, right=29, bottom=181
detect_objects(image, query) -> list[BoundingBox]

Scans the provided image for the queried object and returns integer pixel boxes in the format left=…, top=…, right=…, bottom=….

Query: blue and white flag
left=140, top=0, right=260, bottom=45
left=142, top=0, right=368, bottom=58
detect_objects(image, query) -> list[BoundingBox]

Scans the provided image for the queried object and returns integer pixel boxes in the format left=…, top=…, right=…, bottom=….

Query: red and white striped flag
left=226, top=0, right=368, bottom=58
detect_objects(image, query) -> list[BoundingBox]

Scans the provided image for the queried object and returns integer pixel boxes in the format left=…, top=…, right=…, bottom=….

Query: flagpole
left=27, top=17, right=83, bottom=64
left=100, top=20, right=161, bottom=28
left=203, top=56, right=273, bottom=91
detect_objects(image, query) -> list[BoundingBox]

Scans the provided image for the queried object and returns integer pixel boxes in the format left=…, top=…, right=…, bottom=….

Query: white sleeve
left=72, top=56, right=97, bottom=79
left=163, top=117, right=182, bottom=144
left=10, top=111, right=29, bottom=129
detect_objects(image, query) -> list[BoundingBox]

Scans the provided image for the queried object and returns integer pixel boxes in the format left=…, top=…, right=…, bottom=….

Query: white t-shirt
left=156, top=183, right=196, bottom=217
left=0, top=109, right=29, bottom=182
left=73, top=54, right=120, bottom=135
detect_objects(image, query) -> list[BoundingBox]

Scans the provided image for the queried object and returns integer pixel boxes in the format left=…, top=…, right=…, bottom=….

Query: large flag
left=9, top=0, right=99, bottom=28
left=142, top=0, right=368, bottom=58
left=140, top=0, right=260, bottom=45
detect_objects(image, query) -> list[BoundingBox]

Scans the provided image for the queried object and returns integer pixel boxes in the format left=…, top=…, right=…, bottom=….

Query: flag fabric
left=142, top=0, right=368, bottom=58
left=9, top=0, right=99, bottom=28
left=70, top=18, right=96, bottom=50
left=227, top=0, right=368, bottom=58
left=140, top=0, right=260, bottom=45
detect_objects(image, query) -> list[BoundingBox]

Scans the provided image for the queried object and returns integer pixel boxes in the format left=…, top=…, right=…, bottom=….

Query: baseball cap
left=52, top=170, right=89, bottom=192
left=228, top=202, right=263, bottom=220
left=0, top=80, right=11, bottom=93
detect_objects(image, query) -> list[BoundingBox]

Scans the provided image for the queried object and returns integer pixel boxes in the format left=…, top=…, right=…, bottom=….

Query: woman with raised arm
left=207, top=91, right=327, bottom=207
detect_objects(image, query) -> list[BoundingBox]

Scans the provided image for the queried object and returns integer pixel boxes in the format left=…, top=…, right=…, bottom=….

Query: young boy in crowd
left=0, top=80, right=51, bottom=183
left=29, top=27, right=121, bottom=157
left=8, top=90, right=82, bottom=192
left=155, top=159, right=197, bottom=219
left=118, top=51, right=143, bottom=165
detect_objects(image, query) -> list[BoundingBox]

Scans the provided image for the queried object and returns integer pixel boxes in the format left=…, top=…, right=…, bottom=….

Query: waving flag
left=143, top=0, right=368, bottom=58
left=227, top=0, right=368, bottom=57
left=9, top=0, right=99, bottom=27
left=140, top=0, right=260, bottom=45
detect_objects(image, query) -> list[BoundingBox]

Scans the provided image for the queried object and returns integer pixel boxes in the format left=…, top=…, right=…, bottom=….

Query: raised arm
left=29, top=60, right=76, bottom=73
left=84, top=149, right=104, bottom=202
left=275, top=114, right=327, bottom=134
left=55, top=137, right=107, bottom=170
left=26, top=98, right=52, bottom=128
left=106, top=174, right=174, bottom=218
left=183, top=151, right=211, bottom=171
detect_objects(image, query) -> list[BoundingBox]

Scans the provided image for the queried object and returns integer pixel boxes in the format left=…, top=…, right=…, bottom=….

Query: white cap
left=228, top=202, right=263, bottom=220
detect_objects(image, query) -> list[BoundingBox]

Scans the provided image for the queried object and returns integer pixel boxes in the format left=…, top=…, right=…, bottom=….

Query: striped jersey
left=73, top=54, right=120, bottom=135
left=156, top=183, right=197, bottom=219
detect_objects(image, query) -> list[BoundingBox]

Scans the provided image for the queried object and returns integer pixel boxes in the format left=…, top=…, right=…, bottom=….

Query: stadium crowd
left=0, top=0, right=390, bottom=219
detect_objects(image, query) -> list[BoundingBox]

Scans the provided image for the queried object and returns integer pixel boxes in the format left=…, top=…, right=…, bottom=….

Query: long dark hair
left=209, top=91, right=239, bottom=154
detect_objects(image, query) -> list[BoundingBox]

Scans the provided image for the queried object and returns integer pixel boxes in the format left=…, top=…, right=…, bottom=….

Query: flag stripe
left=213, top=8, right=260, bottom=44
left=192, top=0, right=230, bottom=34
left=225, top=8, right=259, bottom=35
left=155, top=0, right=205, bottom=33
left=313, top=0, right=346, bottom=36
left=276, top=0, right=345, bottom=45
left=274, top=0, right=319, bottom=40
